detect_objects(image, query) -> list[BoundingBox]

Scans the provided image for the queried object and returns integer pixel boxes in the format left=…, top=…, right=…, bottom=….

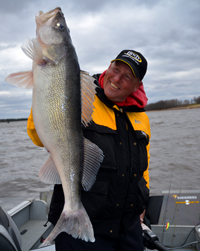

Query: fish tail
left=41, top=207, right=95, bottom=246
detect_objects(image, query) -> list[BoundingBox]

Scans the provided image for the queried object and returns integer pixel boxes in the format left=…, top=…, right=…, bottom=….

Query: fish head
left=35, top=7, right=71, bottom=64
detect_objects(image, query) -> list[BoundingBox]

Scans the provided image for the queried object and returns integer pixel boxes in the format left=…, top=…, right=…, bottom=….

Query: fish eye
left=55, top=22, right=64, bottom=29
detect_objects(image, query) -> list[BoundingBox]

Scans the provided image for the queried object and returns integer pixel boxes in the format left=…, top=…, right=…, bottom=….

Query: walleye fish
left=5, top=7, right=104, bottom=244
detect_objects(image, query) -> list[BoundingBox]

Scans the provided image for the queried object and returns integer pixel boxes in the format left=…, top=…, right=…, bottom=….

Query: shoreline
left=0, top=118, right=27, bottom=123
left=146, top=104, right=200, bottom=112
left=1, top=104, right=200, bottom=122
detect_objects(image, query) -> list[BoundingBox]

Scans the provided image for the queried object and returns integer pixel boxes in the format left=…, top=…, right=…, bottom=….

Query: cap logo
left=123, top=51, right=142, bottom=65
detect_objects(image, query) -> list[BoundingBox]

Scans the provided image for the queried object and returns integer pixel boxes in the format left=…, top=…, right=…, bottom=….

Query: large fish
left=5, top=7, right=104, bottom=244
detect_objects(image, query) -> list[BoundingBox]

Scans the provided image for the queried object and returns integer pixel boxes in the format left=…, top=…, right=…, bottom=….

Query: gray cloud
left=0, top=0, right=200, bottom=118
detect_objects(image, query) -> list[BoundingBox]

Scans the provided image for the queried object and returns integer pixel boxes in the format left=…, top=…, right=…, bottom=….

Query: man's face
left=103, top=61, right=142, bottom=103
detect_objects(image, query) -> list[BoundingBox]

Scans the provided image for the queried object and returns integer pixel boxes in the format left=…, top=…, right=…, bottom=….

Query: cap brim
left=111, top=59, right=140, bottom=79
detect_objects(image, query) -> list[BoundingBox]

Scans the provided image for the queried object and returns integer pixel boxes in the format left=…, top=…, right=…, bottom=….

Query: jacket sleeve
left=143, top=141, right=150, bottom=189
left=27, top=108, right=44, bottom=147
left=139, top=120, right=151, bottom=210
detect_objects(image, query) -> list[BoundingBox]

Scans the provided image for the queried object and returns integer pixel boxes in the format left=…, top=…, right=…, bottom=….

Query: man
left=27, top=49, right=150, bottom=250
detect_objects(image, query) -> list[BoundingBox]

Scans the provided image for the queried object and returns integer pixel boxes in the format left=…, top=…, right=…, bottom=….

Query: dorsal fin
left=80, top=71, right=96, bottom=126
left=82, top=138, right=104, bottom=191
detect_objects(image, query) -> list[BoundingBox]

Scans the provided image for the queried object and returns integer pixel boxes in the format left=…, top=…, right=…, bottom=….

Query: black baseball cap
left=111, top=50, right=148, bottom=80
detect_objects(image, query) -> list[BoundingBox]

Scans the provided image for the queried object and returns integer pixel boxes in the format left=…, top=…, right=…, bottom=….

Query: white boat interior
left=1, top=199, right=54, bottom=251
left=0, top=190, right=200, bottom=250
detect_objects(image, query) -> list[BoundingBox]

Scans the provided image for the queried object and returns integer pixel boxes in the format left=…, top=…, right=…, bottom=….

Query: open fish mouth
left=35, top=7, right=62, bottom=27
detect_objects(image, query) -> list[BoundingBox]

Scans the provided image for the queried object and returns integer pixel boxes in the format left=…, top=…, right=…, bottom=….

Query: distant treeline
left=0, top=118, right=27, bottom=123
left=1, top=96, right=200, bottom=121
left=145, top=96, right=200, bottom=111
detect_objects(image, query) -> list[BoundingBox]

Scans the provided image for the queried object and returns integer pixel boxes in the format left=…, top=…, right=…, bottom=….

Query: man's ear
left=138, top=80, right=143, bottom=88
left=134, top=80, right=143, bottom=92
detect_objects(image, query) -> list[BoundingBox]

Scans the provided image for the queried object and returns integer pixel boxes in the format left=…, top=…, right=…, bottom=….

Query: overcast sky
left=0, top=0, right=200, bottom=119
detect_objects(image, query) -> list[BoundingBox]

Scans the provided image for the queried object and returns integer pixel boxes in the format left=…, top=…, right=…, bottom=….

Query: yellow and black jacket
left=27, top=74, right=151, bottom=239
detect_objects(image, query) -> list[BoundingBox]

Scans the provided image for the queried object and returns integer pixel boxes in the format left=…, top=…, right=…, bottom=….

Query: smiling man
left=47, top=50, right=151, bottom=251
left=103, top=50, right=147, bottom=104
left=103, top=60, right=142, bottom=103
left=27, top=49, right=151, bottom=250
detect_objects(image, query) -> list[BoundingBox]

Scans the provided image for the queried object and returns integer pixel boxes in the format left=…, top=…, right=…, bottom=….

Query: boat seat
left=0, top=206, right=22, bottom=251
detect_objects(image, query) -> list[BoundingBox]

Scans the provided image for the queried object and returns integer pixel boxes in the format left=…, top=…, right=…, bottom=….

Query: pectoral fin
left=5, top=71, right=34, bottom=89
left=5, top=38, right=45, bottom=88
left=21, top=38, right=45, bottom=65
left=82, top=138, right=104, bottom=191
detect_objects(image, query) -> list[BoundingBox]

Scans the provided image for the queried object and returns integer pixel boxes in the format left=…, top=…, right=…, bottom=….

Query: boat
left=0, top=198, right=54, bottom=251
left=1, top=189, right=200, bottom=250
left=144, top=190, right=200, bottom=250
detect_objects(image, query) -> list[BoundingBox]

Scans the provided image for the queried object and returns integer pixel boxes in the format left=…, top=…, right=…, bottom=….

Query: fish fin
left=40, top=205, right=95, bottom=246
left=21, top=37, right=45, bottom=65
left=80, top=71, right=96, bottom=127
left=39, top=155, right=61, bottom=184
left=5, top=71, right=34, bottom=89
left=82, top=138, right=104, bottom=191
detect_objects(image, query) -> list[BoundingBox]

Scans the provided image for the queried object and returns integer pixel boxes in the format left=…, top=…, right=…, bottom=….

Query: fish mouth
left=35, top=7, right=63, bottom=28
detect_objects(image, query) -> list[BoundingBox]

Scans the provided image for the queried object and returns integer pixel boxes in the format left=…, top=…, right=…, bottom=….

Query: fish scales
left=33, top=54, right=83, bottom=208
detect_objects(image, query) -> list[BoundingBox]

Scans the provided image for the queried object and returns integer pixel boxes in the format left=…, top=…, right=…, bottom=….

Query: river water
left=0, top=108, right=200, bottom=212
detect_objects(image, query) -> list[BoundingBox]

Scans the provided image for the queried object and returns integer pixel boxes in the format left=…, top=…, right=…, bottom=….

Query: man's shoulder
left=92, top=73, right=101, bottom=82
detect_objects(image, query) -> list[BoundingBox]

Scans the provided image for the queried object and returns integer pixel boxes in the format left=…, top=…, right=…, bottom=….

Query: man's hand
left=140, top=209, right=146, bottom=224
